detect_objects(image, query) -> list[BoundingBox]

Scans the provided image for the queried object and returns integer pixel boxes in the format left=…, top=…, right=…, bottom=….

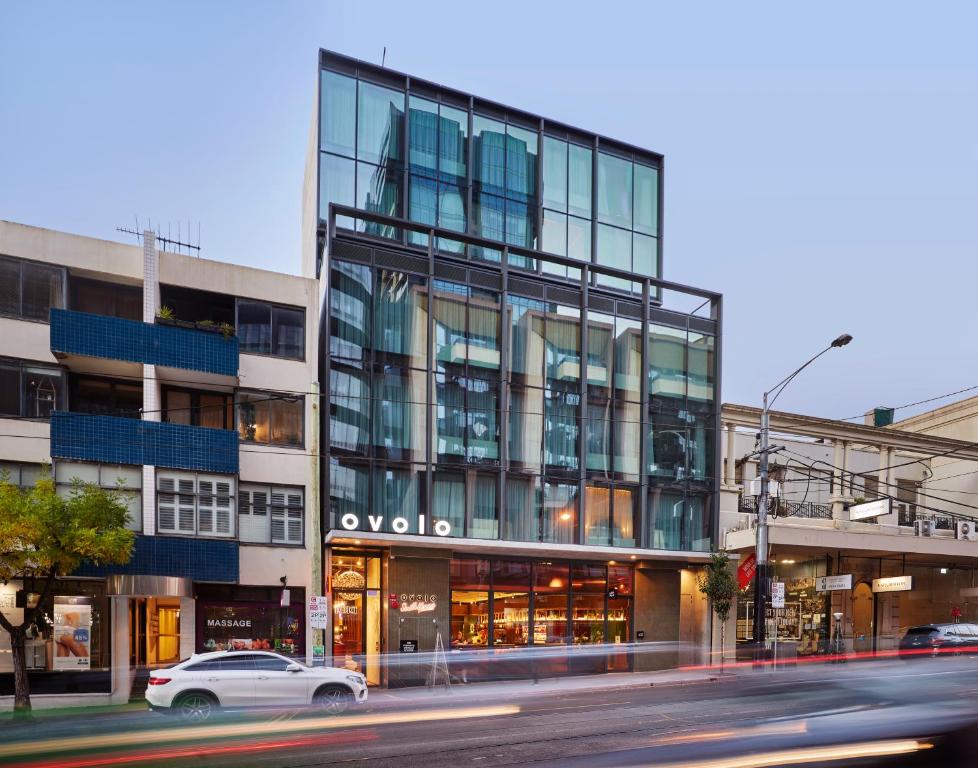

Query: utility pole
left=752, top=334, right=853, bottom=659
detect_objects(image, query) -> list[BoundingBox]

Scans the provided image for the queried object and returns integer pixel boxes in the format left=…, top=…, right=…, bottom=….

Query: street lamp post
left=752, top=333, right=852, bottom=658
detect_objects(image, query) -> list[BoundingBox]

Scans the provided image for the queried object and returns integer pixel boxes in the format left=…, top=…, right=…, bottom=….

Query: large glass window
left=330, top=262, right=372, bottom=363
left=329, top=367, right=370, bottom=455
left=237, top=300, right=305, bottom=360
left=542, top=138, right=592, bottom=270
left=0, top=257, right=65, bottom=322
left=69, top=376, right=139, bottom=419
left=597, top=153, right=632, bottom=229
left=321, top=70, right=356, bottom=158
left=237, top=391, right=304, bottom=448
left=544, top=389, right=579, bottom=472
left=70, top=278, right=141, bottom=320
left=505, top=475, right=540, bottom=542
left=357, top=81, right=404, bottom=166
left=373, top=368, right=425, bottom=461
left=542, top=481, right=578, bottom=544
left=164, top=388, right=232, bottom=430
left=0, top=362, right=63, bottom=419
left=55, top=461, right=142, bottom=532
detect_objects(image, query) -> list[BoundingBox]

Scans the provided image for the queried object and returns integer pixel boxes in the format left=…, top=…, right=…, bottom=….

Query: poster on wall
left=53, top=596, right=92, bottom=670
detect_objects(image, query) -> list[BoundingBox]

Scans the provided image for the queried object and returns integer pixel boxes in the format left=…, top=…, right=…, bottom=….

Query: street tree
left=698, top=551, right=737, bottom=670
left=0, top=470, right=134, bottom=716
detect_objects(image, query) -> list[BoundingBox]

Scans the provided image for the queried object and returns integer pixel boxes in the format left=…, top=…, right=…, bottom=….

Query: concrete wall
left=386, top=549, right=450, bottom=686
left=633, top=567, right=680, bottom=671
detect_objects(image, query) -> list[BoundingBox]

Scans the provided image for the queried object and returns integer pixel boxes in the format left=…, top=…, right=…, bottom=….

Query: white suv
left=145, top=650, right=368, bottom=722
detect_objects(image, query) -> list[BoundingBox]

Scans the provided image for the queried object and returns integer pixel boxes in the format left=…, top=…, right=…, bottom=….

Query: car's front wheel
left=174, top=692, right=218, bottom=723
left=314, top=685, right=353, bottom=715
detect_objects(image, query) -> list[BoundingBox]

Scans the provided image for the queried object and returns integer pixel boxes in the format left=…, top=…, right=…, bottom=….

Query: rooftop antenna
left=381, top=46, right=386, bottom=68
left=117, top=216, right=201, bottom=257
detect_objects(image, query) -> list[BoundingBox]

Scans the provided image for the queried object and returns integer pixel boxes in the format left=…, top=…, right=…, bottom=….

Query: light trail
left=0, top=704, right=520, bottom=760
left=627, top=739, right=931, bottom=768
left=5, top=731, right=375, bottom=768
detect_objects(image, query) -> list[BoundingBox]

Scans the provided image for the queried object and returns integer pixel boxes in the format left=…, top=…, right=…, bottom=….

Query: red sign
left=388, top=593, right=399, bottom=610
left=737, top=553, right=757, bottom=590
left=952, top=606, right=963, bottom=620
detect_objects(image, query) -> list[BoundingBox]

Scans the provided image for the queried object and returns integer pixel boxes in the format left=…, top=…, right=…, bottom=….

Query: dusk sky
left=2, top=1, right=976, bottom=420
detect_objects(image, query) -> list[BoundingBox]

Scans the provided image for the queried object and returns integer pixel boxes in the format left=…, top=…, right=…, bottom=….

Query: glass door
left=331, top=552, right=382, bottom=683
left=129, top=598, right=147, bottom=667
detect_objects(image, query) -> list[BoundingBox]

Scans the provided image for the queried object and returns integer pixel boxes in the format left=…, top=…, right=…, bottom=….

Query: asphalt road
left=5, top=660, right=978, bottom=767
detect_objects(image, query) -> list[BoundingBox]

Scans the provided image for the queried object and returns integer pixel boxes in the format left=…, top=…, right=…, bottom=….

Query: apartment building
left=0, top=221, right=319, bottom=706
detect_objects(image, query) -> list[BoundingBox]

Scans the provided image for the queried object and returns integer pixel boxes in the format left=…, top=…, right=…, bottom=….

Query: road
left=4, top=660, right=978, bottom=767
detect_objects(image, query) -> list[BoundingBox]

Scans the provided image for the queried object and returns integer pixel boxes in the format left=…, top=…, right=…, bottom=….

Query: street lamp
left=752, top=333, right=852, bottom=657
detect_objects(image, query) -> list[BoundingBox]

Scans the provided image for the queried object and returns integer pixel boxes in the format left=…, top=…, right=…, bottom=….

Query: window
left=70, top=278, right=141, bottom=320
left=0, top=256, right=65, bottom=322
left=164, top=388, right=233, bottom=430
left=236, top=300, right=305, bottom=360
left=70, top=376, right=141, bottom=419
left=0, top=462, right=43, bottom=488
left=253, top=655, right=292, bottom=671
left=237, top=391, right=304, bottom=448
left=55, top=461, right=142, bottom=532
left=542, top=138, right=592, bottom=269
left=239, top=484, right=304, bottom=545
left=157, top=472, right=235, bottom=538
left=0, top=360, right=64, bottom=419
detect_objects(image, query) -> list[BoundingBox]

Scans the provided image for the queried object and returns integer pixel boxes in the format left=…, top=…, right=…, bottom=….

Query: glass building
left=311, top=50, right=722, bottom=685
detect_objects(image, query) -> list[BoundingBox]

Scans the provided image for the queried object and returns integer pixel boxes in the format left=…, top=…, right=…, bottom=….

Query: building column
left=109, top=597, right=131, bottom=704
left=879, top=446, right=891, bottom=491
left=141, top=231, right=160, bottom=535
left=724, top=423, right=736, bottom=487
left=831, top=440, right=849, bottom=520
left=179, top=597, right=195, bottom=660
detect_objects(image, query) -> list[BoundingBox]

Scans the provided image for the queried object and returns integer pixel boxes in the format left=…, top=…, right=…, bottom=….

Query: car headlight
left=346, top=674, right=365, bottom=685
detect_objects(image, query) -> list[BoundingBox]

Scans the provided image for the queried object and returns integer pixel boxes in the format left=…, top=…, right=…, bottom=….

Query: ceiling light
left=940, top=567, right=948, bottom=575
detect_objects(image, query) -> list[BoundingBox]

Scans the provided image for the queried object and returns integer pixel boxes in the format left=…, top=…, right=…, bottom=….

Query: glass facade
left=327, top=255, right=716, bottom=551
left=318, top=65, right=660, bottom=287
left=320, top=54, right=715, bottom=554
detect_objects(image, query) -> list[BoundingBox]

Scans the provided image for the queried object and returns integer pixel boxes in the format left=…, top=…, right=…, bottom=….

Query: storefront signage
left=53, top=596, right=92, bottom=671
left=399, top=593, right=437, bottom=614
left=737, top=553, right=757, bottom=590
left=400, top=639, right=418, bottom=653
left=339, top=513, right=452, bottom=537
left=850, top=499, right=892, bottom=521
left=873, top=576, right=912, bottom=593
left=816, top=575, right=853, bottom=592
left=771, top=582, right=785, bottom=609
left=309, top=596, right=329, bottom=630
left=765, top=602, right=801, bottom=640
left=206, top=618, right=253, bottom=628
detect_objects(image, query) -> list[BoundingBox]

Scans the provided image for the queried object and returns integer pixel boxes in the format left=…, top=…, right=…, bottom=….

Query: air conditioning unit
left=957, top=521, right=977, bottom=541
left=914, top=519, right=936, bottom=537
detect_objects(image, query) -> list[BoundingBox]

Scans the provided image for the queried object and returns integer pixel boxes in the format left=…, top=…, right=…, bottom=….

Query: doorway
left=852, top=582, right=874, bottom=653
left=331, top=552, right=382, bottom=685
left=128, top=597, right=182, bottom=669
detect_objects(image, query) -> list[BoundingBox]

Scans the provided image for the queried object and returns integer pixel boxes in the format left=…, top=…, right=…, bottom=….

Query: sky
left=2, top=1, right=976, bottom=420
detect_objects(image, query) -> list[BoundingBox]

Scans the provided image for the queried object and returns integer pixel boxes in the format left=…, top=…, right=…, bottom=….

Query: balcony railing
left=50, top=309, right=238, bottom=377
left=51, top=411, right=238, bottom=474
left=739, top=495, right=833, bottom=520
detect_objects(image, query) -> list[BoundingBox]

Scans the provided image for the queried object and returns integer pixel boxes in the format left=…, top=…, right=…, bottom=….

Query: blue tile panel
left=51, top=411, right=239, bottom=474
left=50, top=309, right=238, bottom=376
left=74, top=534, right=239, bottom=582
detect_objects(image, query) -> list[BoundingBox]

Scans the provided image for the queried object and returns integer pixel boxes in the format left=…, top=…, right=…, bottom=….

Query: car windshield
left=906, top=627, right=939, bottom=635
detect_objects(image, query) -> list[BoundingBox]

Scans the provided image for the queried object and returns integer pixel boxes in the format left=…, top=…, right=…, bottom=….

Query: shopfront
left=325, top=544, right=638, bottom=687
left=195, top=584, right=305, bottom=658
left=0, top=578, right=111, bottom=695
left=735, top=552, right=978, bottom=656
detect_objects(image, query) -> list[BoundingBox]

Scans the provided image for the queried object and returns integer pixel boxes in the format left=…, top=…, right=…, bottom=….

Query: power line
left=836, top=383, right=978, bottom=423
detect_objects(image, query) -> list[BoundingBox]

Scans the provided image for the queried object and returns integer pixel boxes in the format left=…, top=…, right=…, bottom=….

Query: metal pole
left=753, top=391, right=770, bottom=658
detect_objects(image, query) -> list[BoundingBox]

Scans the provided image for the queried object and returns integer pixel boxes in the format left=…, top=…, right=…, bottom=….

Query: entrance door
left=331, top=552, right=382, bottom=684
left=852, top=582, right=874, bottom=653
left=333, top=592, right=364, bottom=673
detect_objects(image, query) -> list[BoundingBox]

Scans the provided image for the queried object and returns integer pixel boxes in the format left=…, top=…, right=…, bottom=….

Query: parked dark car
left=899, top=623, right=978, bottom=657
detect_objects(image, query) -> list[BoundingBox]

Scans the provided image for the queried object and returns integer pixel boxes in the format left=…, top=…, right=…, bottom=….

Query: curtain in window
left=584, top=484, right=611, bottom=546
left=612, top=487, right=637, bottom=547
left=433, top=472, right=465, bottom=536
left=544, top=390, right=579, bottom=471
left=504, top=476, right=539, bottom=542
left=375, top=270, right=426, bottom=367
left=329, top=463, right=369, bottom=530
left=651, top=490, right=684, bottom=551
left=471, top=474, right=498, bottom=540
left=542, top=482, right=578, bottom=544
left=330, top=262, right=372, bottom=361
left=373, top=465, right=419, bottom=533
left=329, top=369, right=369, bottom=454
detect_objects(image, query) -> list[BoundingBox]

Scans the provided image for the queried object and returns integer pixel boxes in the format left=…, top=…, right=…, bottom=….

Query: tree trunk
left=719, top=622, right=725, bottom=671
left=10, top=628, right=32, bottom=717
